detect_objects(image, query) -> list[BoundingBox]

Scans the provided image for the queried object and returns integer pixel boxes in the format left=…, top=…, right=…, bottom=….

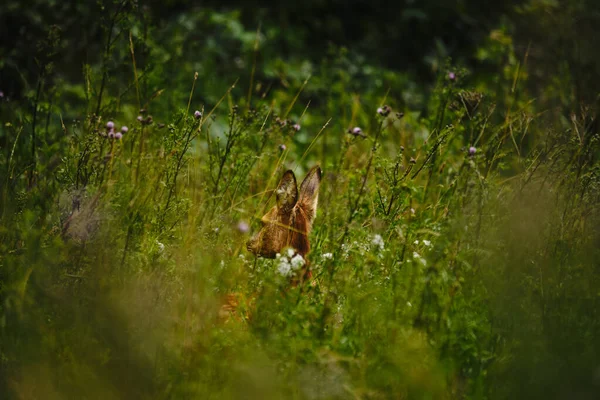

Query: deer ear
left=276, top=170, right=298, bottom=211
left=298, top=166, right=321, bottom=220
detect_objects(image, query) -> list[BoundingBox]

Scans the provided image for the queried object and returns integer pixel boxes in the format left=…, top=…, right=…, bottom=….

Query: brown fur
left=246, top=165, right=321, bottom=259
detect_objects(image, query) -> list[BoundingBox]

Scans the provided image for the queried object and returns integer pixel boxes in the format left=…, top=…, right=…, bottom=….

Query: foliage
left=1, top=1, right=600, bottom=399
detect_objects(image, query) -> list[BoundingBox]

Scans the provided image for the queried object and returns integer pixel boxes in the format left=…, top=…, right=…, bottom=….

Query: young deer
left=246, top=165, right=322, bottom=261
left=220, top=166, right=321, bottom=321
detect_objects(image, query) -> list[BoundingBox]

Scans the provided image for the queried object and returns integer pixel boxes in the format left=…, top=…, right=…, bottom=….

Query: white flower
left=371, top=234, right=385, bottom=251
left=287, top=247, right=295, bottom=258
left=322, top=252, right=333, bottom=260
left=290, top=254, right=305, bottom=270
left=277, top=259, right=292, bottom=276
left=413, top=251, right=427, bottom=266
left=423, top=239, right=431, bottom=247
left=413, top=240, right=419, bottom=245
left=156, top=241, right=165, bottom=253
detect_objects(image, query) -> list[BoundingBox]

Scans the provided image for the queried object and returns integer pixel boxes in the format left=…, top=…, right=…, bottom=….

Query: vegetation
left=1, top=1, right=599, bottom=398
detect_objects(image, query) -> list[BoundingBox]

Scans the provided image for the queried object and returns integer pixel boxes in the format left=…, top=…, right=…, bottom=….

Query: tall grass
left=1, top=6, right=600, bottom=400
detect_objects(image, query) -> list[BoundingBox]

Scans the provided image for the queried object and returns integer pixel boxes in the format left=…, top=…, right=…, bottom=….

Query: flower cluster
left=371, top=234, right=385, bottom=251
left=105, top=121, right=128, bottom=140
left=137, top=109, right=153, bottom=125
left=276, top=248, right=306, bottom=277
left=377, top=105, right=391, bottom=117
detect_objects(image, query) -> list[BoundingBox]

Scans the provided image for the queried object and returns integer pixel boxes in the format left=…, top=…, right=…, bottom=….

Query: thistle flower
left=349, top=126, right=366, bottom=138
left=237, top=221, right=250, bottom=233
left=106, top=121, right=115, bottom=129
left=115, top=132, right=123, bottom=140
left=278, top=144, right=287, bottom=152
left=121, top=126, right=129, bottom=133
left=292, top=123, right=301, bottom=131
left=137, top=115, right=143, bottom=122
left=377, top=105, right=391, bottom=117
left=469, top=146, right=477, bottom=156
left=448, top=72, right=456, bottom=81
left=194, top=110, right=202, bottom=120
left=108, top=130, right=115, bottom=139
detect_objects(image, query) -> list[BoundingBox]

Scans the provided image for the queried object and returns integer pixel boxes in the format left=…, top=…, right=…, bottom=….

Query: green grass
left=1, top=5, right=600, bottom=400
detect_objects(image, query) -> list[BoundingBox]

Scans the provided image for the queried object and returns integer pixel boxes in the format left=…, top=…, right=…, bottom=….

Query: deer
left=246, top=165, right=322, bottom=262
left=220, top=165, right=322, bottom=321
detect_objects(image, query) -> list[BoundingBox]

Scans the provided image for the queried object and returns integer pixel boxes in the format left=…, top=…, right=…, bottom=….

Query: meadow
left=1, top=1, right=600, bottom=399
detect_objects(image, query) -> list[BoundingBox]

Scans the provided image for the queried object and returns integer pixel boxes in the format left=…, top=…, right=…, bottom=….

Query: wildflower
left=377, top=105, right=391, bottom=117
left=108, top=129, right=115, bottom=139
left=292, top=123, right=301, bottom=131
left=156, top=241, right=165, bottom=253
left=139, top=108, right=147, bottom=114
left=277, top=257, right=292, bottom=277
left=121, top=126, right=129, bottom=133
left=106, top=121, right=115, bottom=129
left=237, top=221, right=250, bottom=233
left=137, top=115, right=143, bottom=122
left=290, top=254, right=305, bottom=270
left=322, top=252, right=333, bottom=260
left=410, top=208, right=415, bottom=215
left=414, top=240, right=419, bottom=245
left=469, top=146, right=477, bottom=156
left=194, top=110, right=202, bottom=120
left=413, top=251, right=427, bottom=266
left=349, top=126, right=366, bottom=138
left=371, top=234, right=385, bottom=251
left=0, top=91, right=4, bottom=98
left=115, top=132, right=123, bottom=140
left=423, top=239, right=431, bottom=247
left=448, top=72, right=456, bottom=81
left=279, top=144, right=287, bottom=152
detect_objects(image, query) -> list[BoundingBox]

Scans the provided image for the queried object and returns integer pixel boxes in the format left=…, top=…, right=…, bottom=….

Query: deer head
left=246, top=166, right=322, bottom=258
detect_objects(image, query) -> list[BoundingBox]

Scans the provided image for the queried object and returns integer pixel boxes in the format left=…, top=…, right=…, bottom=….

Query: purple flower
left=292, top=123, right=301, bottom=132
left=278, top=144, right=287, bottom=152
left=108, top=130, right=115, bottom=139
left=115, top=132, right=123, bottom=140
left=448, top=72, right=456, bottom=81
left=121, top=126, right=128, bottom=133
left=469, top=146, right=477, bottom=156
left=194, top=110, right=202, bottom=120
left=137, top=115, right=143, bottom=122
left=106, top=121, right=115, bottom=129
left=377, top=105, right=391, bottom=116
left=237, top=221, right=250, bottom=233
left=0, top=91, right=4, bottom=98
